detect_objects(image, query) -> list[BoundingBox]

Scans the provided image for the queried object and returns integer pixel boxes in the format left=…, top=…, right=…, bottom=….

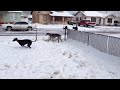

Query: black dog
left=13, top=38, right=36, bottom=48
left=46, top=33, right=62, bottom=43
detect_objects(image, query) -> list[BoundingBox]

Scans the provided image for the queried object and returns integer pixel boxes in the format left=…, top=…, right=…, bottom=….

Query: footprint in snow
left=4, top=64, right=10, bottom=68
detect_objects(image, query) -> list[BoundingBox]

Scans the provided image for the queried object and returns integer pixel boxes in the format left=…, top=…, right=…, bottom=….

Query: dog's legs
left=60, top=36, right=62, bottom=42
left=48, top=36, right=51, bottom=42
left=58, top=37, right=59, bottom=43
left=27, top=43, right=32, bottom=48
left=52, top=37, right=54, bottom=42
left=20, top=44, right=23, bottom=47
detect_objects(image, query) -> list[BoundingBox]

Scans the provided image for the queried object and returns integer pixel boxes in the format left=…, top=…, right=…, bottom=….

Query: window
left=76, top=17, right=79, bottom=21
left=14, top=14, right=17, bottom=20
left=14, top=22, right=28, bottom=25
left=12, top=13, right=17, bottom=21
left=107, top=18, right=112, bottom=23
left=91, top=17, right=96, bottom=22
left=9, top=13, right=13, bottom=20
left=43, top=16, right=47, bottom=21
left=80, top=17, right=81, bottom=21
left=55, top=17, right=62, bottom=21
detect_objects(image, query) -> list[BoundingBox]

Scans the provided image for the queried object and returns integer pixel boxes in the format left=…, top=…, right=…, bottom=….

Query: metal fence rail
left=68, top=30, right=120, bottom=57
left=108, top=36, right=120, bottom=57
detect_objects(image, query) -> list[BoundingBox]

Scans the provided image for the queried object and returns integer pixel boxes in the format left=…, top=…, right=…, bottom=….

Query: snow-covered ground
left=32, top=23, right=99, bottom=32
left=32, top=23, right=120, bottom=33
left=31, top=24, right=120, bottom=38
left=0, top=36, right=120, bottom=79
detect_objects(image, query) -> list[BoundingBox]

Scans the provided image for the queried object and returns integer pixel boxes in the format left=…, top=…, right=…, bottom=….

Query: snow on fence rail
left=67, top=30, right=120, bottom=57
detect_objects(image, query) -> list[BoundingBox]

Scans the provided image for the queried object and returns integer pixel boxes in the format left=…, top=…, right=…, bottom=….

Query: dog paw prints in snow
left=0, top=64, right=11, bottom=71
left=108, top=71, right=119, bottom=78
left=49, top=71, right=61, bottom=79
left=62, top=50, right=80, bottom=59
left=74, top=60, right=87, bottom=68
left=62, top=51, right=73, bottom=58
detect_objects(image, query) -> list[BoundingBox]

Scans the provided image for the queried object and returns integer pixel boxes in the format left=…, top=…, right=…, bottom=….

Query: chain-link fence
left=68, top=30, right=120, bottom=57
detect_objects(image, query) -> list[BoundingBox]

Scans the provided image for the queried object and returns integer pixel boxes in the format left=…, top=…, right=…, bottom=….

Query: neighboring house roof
left=50, top=11, right=74, bottom=17
left=31, top=11, right=74, bottom=17
left=68, top=11, right=78, bottom=15
left=23, top=11, right=31, bottom=15
left=75, top=11, right=115, bottom=18
left=8, top=11, right=23, bottom=13
left=82, top=11, right=104, bottom=17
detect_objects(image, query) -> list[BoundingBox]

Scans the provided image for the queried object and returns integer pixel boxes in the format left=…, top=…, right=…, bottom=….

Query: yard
left=0, top=36, right=120, bottom=79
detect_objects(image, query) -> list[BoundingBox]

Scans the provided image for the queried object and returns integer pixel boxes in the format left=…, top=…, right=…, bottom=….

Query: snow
left=0, top=36, right=120, bottom=79
left=82, top=11, right=103, bottom=17
left=94, top=26, right=120, bottom=33
left=32, top=23, right=120, bottom=33
left=82, top=11, right=110, bottom=18
left=50, top=11, right=74, bottom=17
left=8, top=11, right=23, bottom=13
left=28, top=15, right=32, bottom=18
left=32, top=23, right=98, bottom=31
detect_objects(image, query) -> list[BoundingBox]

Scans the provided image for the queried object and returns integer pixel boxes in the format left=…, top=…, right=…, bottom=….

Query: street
left=0, top=27, right=65, bottom=36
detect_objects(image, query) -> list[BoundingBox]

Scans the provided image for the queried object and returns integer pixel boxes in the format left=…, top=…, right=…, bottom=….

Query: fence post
left=87, top=33, right=89, bottom=46
left=64, top=26, right=68, bottom=41
left=106, top=36, right=109, bottom=53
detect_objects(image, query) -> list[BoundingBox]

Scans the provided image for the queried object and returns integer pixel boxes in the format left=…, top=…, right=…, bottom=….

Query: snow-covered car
left=1, top=21, right=34, bottom=31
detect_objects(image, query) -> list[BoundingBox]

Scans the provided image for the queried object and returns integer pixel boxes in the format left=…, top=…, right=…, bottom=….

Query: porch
left=51, top=16, right=72, bottom=24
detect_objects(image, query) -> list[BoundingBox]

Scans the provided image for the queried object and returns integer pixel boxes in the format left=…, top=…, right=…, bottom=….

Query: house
left=32, top=11, right=74, bottom=24
left=21, top=14, right=32, bottom=23
left=21, top=14, right=28, bottom=22
left=0, top=11, right=22, bottom=25
left=74, top=11, right=117, bottom=26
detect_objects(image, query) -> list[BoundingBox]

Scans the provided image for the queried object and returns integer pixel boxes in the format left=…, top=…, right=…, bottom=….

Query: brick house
left=32, top=11, right=74, bottom=24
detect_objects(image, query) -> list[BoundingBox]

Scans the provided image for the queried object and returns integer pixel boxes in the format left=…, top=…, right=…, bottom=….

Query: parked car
left=1, top=21, right=34, bottom=31
left=114, top=21, right=120, bottom=26
left=68, top=21, right=77, bottom=25
left=78, top=20, right=96, bottom=27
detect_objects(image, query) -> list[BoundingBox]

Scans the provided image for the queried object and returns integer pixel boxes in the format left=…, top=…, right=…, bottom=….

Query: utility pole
left=35, top=25, right=38, bottom=41
left=64, top=26, right=68, bottom=41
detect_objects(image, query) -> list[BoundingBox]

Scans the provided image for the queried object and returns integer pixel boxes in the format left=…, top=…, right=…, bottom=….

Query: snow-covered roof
left=82, top=11, right=104, bottom=17
left=8, top=11, right=23, bottom=13
left=76, top=11, right=112, bottom=18
left=68, top=11, right=78, bottom=15
left=50, top=11, right=74, bottom=17
left=28, top=15, right=32, bottom=18
left=21, top=14, right=27, bottom=17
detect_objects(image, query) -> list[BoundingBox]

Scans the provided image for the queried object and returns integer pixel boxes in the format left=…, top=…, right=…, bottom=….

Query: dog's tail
left=32, top=39, right=37, bottom=42
left=32, top=30, right=38, bottom=42
left=31, top=36, right=37, bottom=42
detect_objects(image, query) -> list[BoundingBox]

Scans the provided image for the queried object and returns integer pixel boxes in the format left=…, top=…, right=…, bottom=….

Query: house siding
left=100, top=18, right=104, bottom=25
left=96, top=18, right=100, bottom=25
left=38, top=14, right=51, bottom=24
left=2, top=12, right=21, bottom=22
left=32, top=11, right=39, bottom=23
left=75, top=12, right=85, bottom=21
left=104, top=16, right=115, bottom=25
